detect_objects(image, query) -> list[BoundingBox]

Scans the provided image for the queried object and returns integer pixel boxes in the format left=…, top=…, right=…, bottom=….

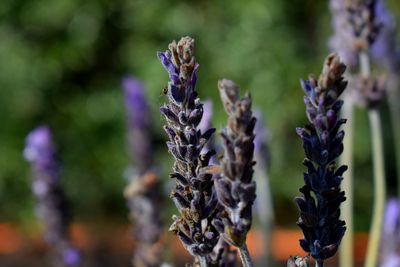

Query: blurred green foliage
left=0, top=0, right=399, bottom=231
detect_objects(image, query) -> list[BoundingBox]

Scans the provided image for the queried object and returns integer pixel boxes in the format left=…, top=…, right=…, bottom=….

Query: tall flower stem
left=339, top=95, right=354, bottom=267
left=359, top=51, right=386, bottom=267
left=364, top=109, right=386, bottom=267
left=238, top=244, right=254, bottom=267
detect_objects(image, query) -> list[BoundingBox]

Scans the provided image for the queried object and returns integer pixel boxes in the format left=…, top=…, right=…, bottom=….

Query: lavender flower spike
left=24, top=126, right=81, bottom=267
left=123, top=76, right=152, bottom=173
left=213, top=79, right=256, bottom=266
left=158, top=37, right=219, bottom=262
left=122, top=76, right=164, bottom=267
left=295, top=53, right=348, bottom=265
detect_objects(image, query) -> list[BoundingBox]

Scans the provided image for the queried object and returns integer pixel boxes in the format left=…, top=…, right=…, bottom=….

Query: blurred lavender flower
left=370, top=0, right=399, bottom=71
left=253, top=110, right=273, bottom=220
left=122, top=76, right=163, bottom=267
left=329, top=0, right=383, bottom=67
left=295, top=54, right=348, bottom=264
left=124, top=171, right=163, bottom=267
left=253, top=110, right=274, bottom=263
left=345, top=0, right=382, bottom=51
left=158, top=37, right=219, bottom=262
left=329, top=0, right=359, bottom=68
left=24, top=126, right=81, bottom=267
left=351, top=74, right=386, bottom=108
left=212, top=79, right=256, bottom=266
left=122, top=76, right=152, bottom=173
left=380, top=199, right=400, bottom=267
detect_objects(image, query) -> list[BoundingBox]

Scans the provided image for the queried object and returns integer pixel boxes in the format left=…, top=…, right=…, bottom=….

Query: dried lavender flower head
left=212, top=79, right=256, bottom=248
left=122, top=76, right=152, bottom=173
left=296, top=53, right=347, bottom=262
left=158, top=37, right=219, bottom=256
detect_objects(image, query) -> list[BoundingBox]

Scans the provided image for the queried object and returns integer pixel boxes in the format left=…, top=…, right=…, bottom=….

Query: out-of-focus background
left=0, top=0, right=399, bottom=266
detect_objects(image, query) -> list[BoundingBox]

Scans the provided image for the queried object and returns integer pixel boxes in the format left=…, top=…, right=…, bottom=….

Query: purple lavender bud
left=24, top=126, right=81, bottom=267
left=158, top=37, right=219, bottom=259
left=296, top=54, right=348, bottom=263
left=122, top=76, right=152, bottom=173
left=63, top=247, right=81, bottom=266
left=213, top=79, right=257, bottom=249
left=380, top=198, right=400, bottom=267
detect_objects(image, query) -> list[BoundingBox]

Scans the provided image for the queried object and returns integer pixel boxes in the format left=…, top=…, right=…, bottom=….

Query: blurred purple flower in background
left=122, top=76, right=164, bottom=267
left=380, top=199, right=400, bottom=267
left=24, top=126, right=81, bottom=267
left=122, top=76, right=152, bottom=173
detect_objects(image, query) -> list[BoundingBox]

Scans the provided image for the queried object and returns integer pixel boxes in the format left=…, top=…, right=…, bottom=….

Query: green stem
left=339, top=93, right=354, bottom=267
left=199, top=256, right=208, bottom=267
left=239, top=243, right=254, bottom=267
left=254, top=163, right=274, bottom=264
left=364, top=109, right=386, bottom=267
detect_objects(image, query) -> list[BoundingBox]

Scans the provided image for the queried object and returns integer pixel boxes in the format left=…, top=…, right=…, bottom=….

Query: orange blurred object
left=0, top=223, right=369, bottom=264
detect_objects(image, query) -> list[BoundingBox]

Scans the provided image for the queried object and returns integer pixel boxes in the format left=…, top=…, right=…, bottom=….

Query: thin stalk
left=238, top=243, right=254, bottom=267
left=364, top=109, right=386, bottom=267
left=316, top=260, right=324, bottom=267
left=339, top=93, right=354, bottom=267
left=199, top=256, right=208, bottom=267
left=254, top=164, right=274, bottom=265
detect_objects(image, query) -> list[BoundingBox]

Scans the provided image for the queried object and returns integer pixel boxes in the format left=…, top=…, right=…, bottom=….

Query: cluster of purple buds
left=158, top=37, right=219, bottom=257
left=295, top=54, right=348, bottom=263
left=122, top=76, right=163, bottom=267
left=380, top=199, right=400, bottom=267
left=212, top=79, right=257, bottom=248
left=24, top=126, right=81, bottom=267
